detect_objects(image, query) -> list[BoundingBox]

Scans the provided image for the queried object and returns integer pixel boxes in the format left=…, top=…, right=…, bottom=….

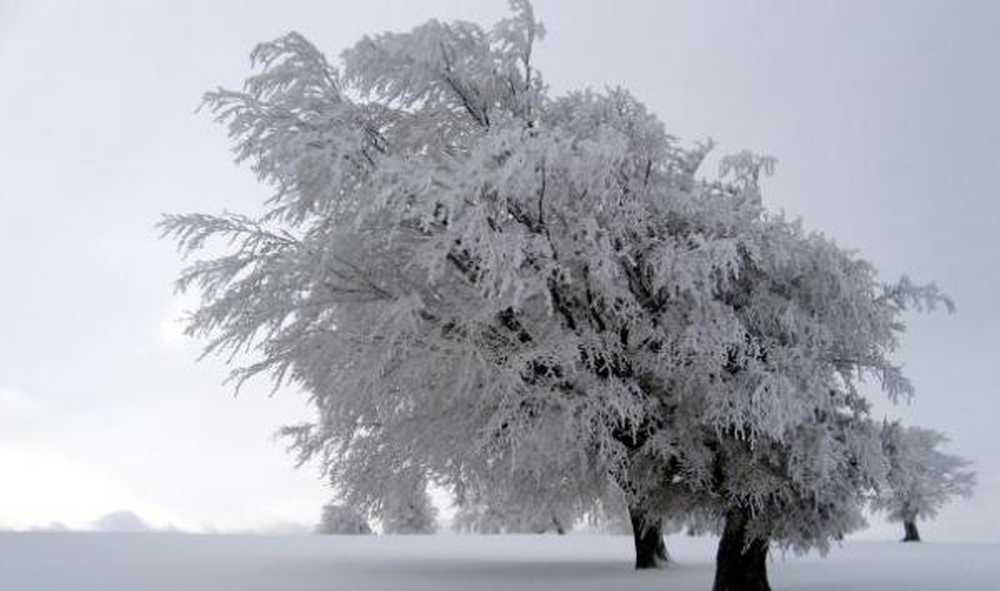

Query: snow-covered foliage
left=317, top=503, right=372, bottom=535
left=874, top=423, right=975, bottom=527
left=161, top=0, right=700, bottom=524
left=161, top=1, right=958, bottom=582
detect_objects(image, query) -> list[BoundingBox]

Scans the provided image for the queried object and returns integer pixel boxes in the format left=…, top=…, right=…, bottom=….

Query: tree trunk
left=628, top=505, right=668, bottom=569
left=712, top=508, right=771, bottom=591
left=902, top=519, right=921, bottom=542
left=552, top=514, right=566, bottom=536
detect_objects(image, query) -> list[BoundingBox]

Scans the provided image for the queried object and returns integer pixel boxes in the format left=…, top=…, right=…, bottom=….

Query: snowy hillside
left=1, top=533, right=996, bottom=590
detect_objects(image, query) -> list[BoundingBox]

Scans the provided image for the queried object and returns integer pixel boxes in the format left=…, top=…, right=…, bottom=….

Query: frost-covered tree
left=452, top=500, right=569, bottom=534
left=161, top=1, right=951, bottom=586
left=317, top=502, right=372, bottom=535
left=675, top=211, right=953, bottom=591
left=451, top=465, right=583, bottom=534
left=451, top=501, right=509, bottom=534
left=586, top=490, right=632, bottom=535
left=161, top=0, right=730, bottom=567
left=379, top=473, right=438, bottom=534
left=875, top=422, right=975, bottom=542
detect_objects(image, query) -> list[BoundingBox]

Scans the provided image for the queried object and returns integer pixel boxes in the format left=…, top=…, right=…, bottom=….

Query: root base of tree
left=629, top=507, right=669, bottom=570
left=902, top=520, right=921, bottom=543
left=712, top=510, right=771, bottom=591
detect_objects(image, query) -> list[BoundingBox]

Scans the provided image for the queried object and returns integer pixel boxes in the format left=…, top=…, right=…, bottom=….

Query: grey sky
left=1, top=0, right=997, bottom=539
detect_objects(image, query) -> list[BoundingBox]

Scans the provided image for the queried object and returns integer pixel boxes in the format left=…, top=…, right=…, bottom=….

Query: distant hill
left=93, top=511, right=151, bottom=532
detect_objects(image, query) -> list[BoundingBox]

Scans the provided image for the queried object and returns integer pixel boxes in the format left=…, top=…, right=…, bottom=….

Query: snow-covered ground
left=0, top=532, right=996, bottom=590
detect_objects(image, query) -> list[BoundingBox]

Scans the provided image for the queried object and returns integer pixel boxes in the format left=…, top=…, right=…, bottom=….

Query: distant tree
left=451, top=469, right=580, bottom=535
left=587, top=493, right=632, bottom=536
left=380, top=473, right=438, bottom=534
left=317, top=503, right=372, bottom=535
left=452, top=501, right=569, bottom=534
left=451, top=501, right=508, bottom=534
left=875, top=423, right=975, bottom=542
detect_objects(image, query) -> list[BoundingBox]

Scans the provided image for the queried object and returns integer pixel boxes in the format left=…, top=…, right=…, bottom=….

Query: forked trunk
left=902, top=519, right=921, bottom=542
left=712, top=508, right=770, bottom=591
left=628, top=505, right=668, bottom=569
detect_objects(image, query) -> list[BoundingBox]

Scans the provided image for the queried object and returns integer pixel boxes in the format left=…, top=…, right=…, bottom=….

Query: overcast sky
left=1, top=0, right=997, bottom=540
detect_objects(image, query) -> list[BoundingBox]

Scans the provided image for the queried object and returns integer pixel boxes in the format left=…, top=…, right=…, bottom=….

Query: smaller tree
left=452, top=501, right=509, bottom=534
left=876, top=422, right=976, bottom=542
left=451, top=466, right=591, bottom=535
left=585, top=487, right=635, bottom=535
left=452, top=501, right=570, bottom=534
left=380, top=475, right=439, bottom=534
left=317, top=503, right=372, bottom=535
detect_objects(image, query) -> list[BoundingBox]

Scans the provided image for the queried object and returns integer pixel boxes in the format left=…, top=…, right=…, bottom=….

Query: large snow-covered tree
left=161, top=1, right=953, bottom=587
left=874, top=422, right=975, bottom=542
left=161, top=0, right=729, bottom=566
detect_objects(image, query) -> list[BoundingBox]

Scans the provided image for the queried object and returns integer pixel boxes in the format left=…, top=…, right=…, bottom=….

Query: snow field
left=1, top=533, right=996, bottom=590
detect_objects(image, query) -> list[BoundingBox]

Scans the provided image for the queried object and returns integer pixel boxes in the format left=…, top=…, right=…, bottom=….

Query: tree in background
left=452, top=501, right=569, bottom=535
left=451, top=465, right=583, bottom=535
left=380, top=472, right=438, bottom=534
left=317, top=503, right=372, bottom=535
left=451, top=501, right=510, bottom=535
left=875, top=422, right=975, bottom=542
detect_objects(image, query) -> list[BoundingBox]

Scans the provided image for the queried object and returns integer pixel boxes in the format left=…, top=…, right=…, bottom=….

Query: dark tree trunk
left=628, top=505, right=668, bottom=569
left=713, top=508, right=771, bottom=591
left=902, top=519, right=921, bottom=542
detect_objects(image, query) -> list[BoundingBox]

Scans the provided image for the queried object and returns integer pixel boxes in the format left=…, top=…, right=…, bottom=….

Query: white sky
left=1, top=0, right=997, bottom=540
